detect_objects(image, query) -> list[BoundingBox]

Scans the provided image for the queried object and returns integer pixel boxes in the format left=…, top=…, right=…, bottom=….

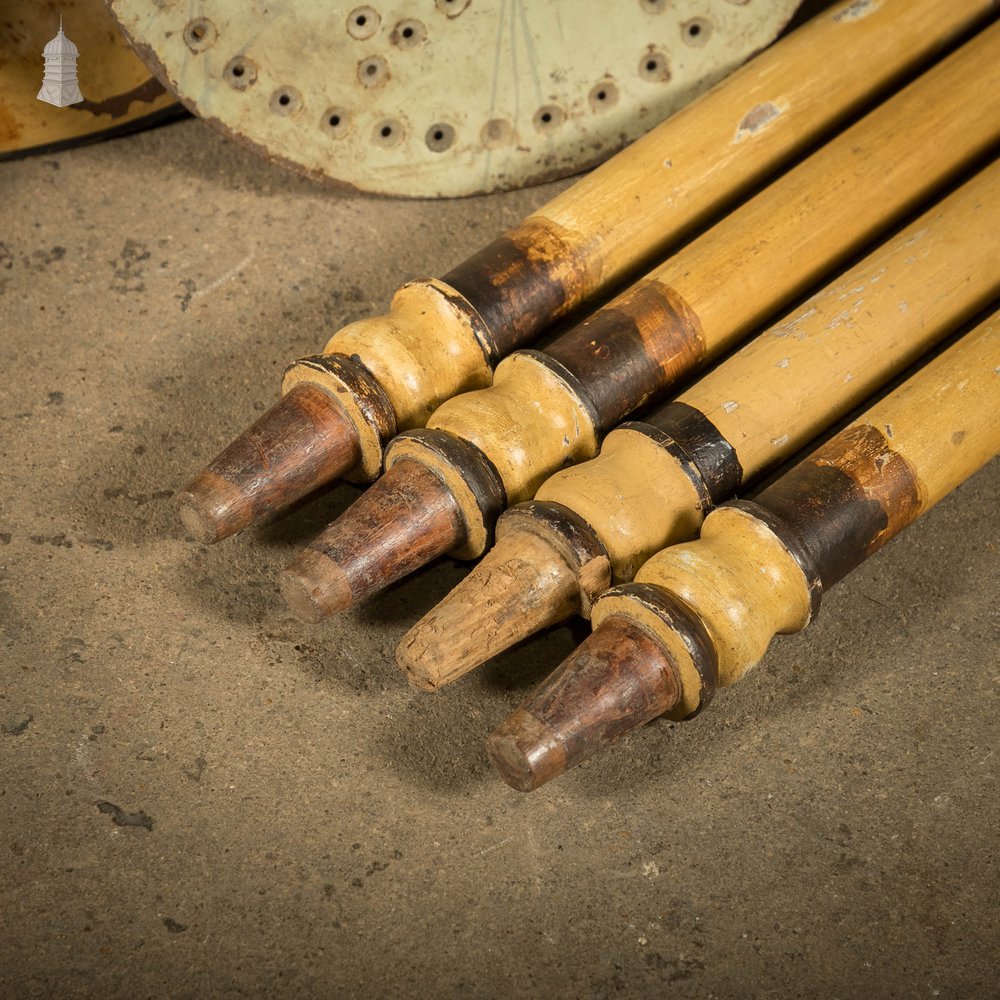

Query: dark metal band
left=643, top=401, right=743, bottom=504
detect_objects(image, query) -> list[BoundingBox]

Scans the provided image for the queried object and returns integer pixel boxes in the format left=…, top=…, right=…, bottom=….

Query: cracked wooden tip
left=397, top=529, right=580, bottom=691
left=279, top=458, right=465, bottom=621
left=176, top=383, right=361, bottom=544
left=487, top=615, right=682, bottom=791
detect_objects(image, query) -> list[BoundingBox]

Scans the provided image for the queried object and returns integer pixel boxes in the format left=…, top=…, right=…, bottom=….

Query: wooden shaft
left=286, top=29, right=1000, bottom=617
left=751, top=325, right=1000, bottom=594
left=491, top=316, right=1000, bottom=788
left=506, top=0, right=994, bottom=322
left=179, top=0, right=993, bottom=543
left=396, top=27, right=1000, bottom=553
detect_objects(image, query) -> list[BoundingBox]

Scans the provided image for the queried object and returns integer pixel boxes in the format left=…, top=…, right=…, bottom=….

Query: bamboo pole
left=279, top=26, right=1000, bottom=621
left=175, top=0, right=996, bottom=544
left=488, top=316, right=1000, bottom=791
left=397, top=162, right=1000, bottom=689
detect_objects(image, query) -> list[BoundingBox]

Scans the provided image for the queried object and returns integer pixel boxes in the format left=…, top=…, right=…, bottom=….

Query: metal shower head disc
left=109, top=0, right=800, bottom=197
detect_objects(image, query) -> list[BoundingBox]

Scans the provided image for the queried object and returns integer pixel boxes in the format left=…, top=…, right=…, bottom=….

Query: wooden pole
left=397, top=161, right=1000, bottom=689
left=488, top=316, right=1000, bottom=790
left=175, top=0, right=995, bottom=544
left=279, top=26, right=1000, bottom=619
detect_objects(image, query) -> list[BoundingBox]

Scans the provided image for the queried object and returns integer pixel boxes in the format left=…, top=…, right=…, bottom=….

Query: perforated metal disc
left=108, top=0, right=800, bottom=197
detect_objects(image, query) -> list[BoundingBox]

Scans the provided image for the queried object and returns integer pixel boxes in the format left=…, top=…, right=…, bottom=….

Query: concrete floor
left=1, top=118, right=997, bottom=999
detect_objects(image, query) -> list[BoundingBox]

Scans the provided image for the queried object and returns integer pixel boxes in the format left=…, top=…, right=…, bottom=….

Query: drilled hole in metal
left=682, top=18, right=712, bottom=46
left=589, top=81, right=619, bottom=111
left=373, top=119, right=404, bottom=147
left=270, top=87, right=302, bottom=115
left=639, top=50, right=670, bottom=82
left=391, top=19, right=426, bottom=46
left=347, top=7, right=380, bottom=39
left=323, top=109, right=348, bottom=138
left=224, top=57, right=256, bottom=89
left=358, top=56, right=389, bottom=87
left=533, top=106, right=564, bottom=132
left=184, top=18, right=216, bottom=52
left=425, top=123, right=455, bottom=152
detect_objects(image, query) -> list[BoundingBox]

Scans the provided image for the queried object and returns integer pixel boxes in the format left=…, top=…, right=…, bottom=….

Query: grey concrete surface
left=1, top=118, right=997, bottom=999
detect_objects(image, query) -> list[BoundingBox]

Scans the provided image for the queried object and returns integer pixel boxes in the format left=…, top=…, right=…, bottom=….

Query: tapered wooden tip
left=397, top=529, right=581, bottom=691
left=279, top=458, right=465, bottom=620
left=487, top=615, right=682, bottom=791
left=176, top=383, right=362, bottom=544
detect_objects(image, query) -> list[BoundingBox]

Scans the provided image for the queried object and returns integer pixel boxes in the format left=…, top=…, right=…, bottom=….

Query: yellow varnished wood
left=535, top=428, right=705, bottom=583
left=413, top=30, right=1000, bottom=558
left=683, top=162, right=1000, bottom=477
left=662, top=23, right=1000, bottom=353
left=858, top=316, right=1000, bottom=521
left=597, top=314, right=1000, bottom=706
left=531, top=161, right=1000, bottom=599
left=425, top=352, right=601, bottom=508
left=536, top=0, right=996, bottom=300
left=605, top=505, right=813, bottom=700
left=279, top=0, right=993, bottom=484
left=323, top=279, right=493, bottom=431
left=282, top=278, right=492, bottom=477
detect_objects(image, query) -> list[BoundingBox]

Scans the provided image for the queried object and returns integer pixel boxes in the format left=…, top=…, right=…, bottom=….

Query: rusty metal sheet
left=107, top=0, right=800, bottom=198
left=0, top=0, right=182, bottom=160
